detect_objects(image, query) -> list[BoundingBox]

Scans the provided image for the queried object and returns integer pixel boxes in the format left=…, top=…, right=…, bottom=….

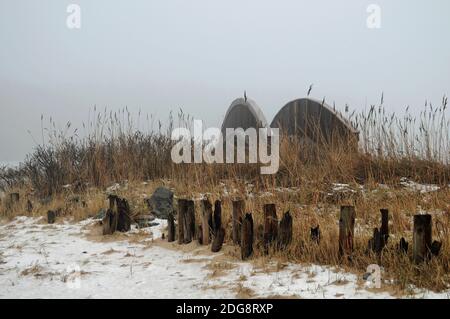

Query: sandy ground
left=0, top=216, right=448, bottom=299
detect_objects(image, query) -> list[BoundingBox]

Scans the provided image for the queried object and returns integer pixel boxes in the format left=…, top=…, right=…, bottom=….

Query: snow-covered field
left=0, top=216, right=448, bottom=299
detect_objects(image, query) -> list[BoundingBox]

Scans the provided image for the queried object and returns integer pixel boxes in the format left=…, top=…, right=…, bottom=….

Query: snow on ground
left=0, top=216, right=448, bottom=299
left=399, top=177, right=441, bottom=193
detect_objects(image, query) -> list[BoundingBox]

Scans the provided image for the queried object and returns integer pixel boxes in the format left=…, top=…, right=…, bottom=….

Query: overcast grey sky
left=0, top=0, right=449, bottom=162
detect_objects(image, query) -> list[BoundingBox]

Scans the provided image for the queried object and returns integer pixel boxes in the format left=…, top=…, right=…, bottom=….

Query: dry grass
left=0, top=99, right=448, bottom=293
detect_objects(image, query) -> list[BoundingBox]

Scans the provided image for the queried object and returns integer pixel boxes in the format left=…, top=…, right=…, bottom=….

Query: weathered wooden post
left=10, top=193, right=19, bottom=204
left=368, top=209, right=390, bottom=255
left=107, top=195, right=131, bottom=232
left=310, top=225, right=320, bottom=244
left=115, top=197, right=132, bottom=232
left=7, top=193, right=20, bottom=210
left=263, top=204, right=278, bottom=253
left=182, top=200, right=195, bottom=244
left=413, top=214, right=432, bottom=264
left=397, top=237, right=408, bottom=254
left=102, top=209, right=114, bottom=235
left=197, top=225, right=203, bottom=244
left=339, top=206, right=355, bottom=257
left=380, top=209, right=389, bottom=245
left=211, top=227, right=225, bottom=252
left=26, top=199, right=33, bottom=213
left=212, top=200, right=222, bottom=237
left=167, top=211, right=176, bottom=242
left=47, top=210, right=56, bottom=224
left=177, top=199, right=186, bottom=244
left=278, top=211, right=292, bottom=249
left=241, top=213, right=254, bottom=260
left=232, top=199, right=245, bottom=245
left=201, top=199, right=213, bottom=245
left=211, top=200, right=224, bottom=252
left=431, top=240, right=442, bottom=256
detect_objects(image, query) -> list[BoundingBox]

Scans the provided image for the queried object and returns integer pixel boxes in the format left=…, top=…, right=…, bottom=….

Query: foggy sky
left=1, top=0, right=449, bottom=162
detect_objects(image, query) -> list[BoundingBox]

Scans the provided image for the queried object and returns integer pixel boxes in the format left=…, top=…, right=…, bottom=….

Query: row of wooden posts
left=6, top=190, right=441, bottom=264
left=169, top=200, right=442, bottom=264
left=3, top=192, right=33, bottom=213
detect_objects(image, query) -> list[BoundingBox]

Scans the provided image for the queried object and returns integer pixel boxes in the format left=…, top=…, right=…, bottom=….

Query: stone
left=145, top=187, right=174, bottom=219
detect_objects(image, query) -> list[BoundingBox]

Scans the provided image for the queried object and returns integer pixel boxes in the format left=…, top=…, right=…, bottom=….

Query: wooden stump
left=26, top=199, right=33, bottom=213
left=278, top=211, right=293, bottom=249
left=197, top=225, right=203, bottom=245
left=431, top=240, right=442, bottom=256
left=241, top=213, right=254, bottom=260
left=263, top=204, right=278, bottom=253
left=397, top=237, right=408, bottom=254
left=211, top=227, right=225, bottom=252
left=178, top=199, right=195, bottom=244
left=184, top=200, right=195, bottom=244
left=102, top=209, right=115, bottom=235
left=115, top=197, right=132, bottom=232
left=339, top=206, right=356, bottom=257
left=413, top=214, right=432, bottom=264
left=212, top=200, right=222, bottom=236
left=310, top=225, right=320, bottom=244
left=177, top=199, right=186, bottom=244
left=7, top=193, right=20, bottom=210
left=47, top=210, right=56, bottom=224
left=167, top=212, right=176, bottom=242
left=232, top=199, right=245, bottom=245
left=10, top=193, right=19, bottom=204
left=201, top=199, right=213, bottom=245
left=380, top=209, right=389, bottom=245
left=107, top=195, right=131, bottom=233
left=368, top=209, right=390, bottom=255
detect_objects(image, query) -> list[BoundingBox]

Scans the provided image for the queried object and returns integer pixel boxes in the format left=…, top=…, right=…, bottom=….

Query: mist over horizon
left=1, top=0, right=449, bottom=162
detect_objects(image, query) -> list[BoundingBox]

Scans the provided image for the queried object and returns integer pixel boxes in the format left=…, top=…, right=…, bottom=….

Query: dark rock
left=145, top=187, right=174, bottom=219
left=47, top=210, right=56, bottom=224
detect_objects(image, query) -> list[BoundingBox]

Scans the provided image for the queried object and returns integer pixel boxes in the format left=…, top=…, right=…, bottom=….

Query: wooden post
left=369, top=209, right=390, bottom=255
left=212, top=200, right=222, bottom=236
left=116, top=197, right=132, bottom=232
left=339, top=206, right=355, bottom=257
left=310, top=225, right=320, bottom=244
left=177, top=199, right=186, bottom=244
left=181, top=199, right=195, bottom=244
left=108, top=195, right=120, bottom=234
left=241, top=213, right=254, bottom=260
left=201, top=199, right=213, bottom=245
left=380, top=209, right=389, bottom=245
left=278, top=211, right=293, bottom=249
left=167, top=212, right=176, bottom=242
left=197, top=225, right=203, bottom=245
left=10, top=193, right=19, bottom=204
left=211, top=227, right=225, bottom=252
left=26, top=199, right=33, bottom=213
left=431, top=240, right=442, bottom=256
left=232, top=199, right=245, bottom=245
left=102, top=209, right=114, bottom=235
left=263, top=204, right=278, bottom=253
left=47, top=210, right=56, bottom=224
left=397, top=237, right=408, bottom=254
left=413, top=214, right=432, bottom=264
